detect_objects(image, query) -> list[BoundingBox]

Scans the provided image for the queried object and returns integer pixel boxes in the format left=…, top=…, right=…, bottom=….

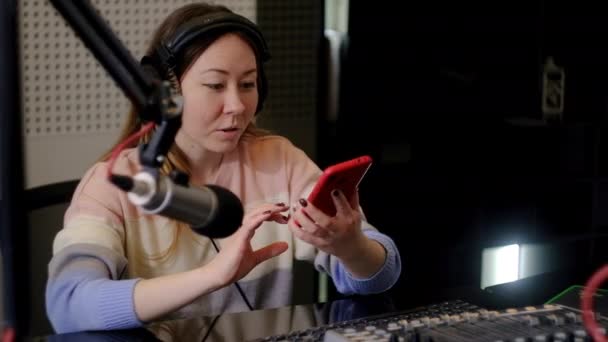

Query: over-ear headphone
left=140, top=11, right=271, bottom=118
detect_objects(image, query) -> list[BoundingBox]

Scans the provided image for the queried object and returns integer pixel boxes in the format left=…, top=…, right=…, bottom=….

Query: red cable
left=1, top=327, right=14, bottom=342
left=582, top=264, right=608, bottom=342
left=106, top=121, right=155, bottom=178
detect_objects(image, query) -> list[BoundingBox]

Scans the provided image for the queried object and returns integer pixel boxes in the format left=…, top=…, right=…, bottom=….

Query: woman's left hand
left=287, top=189, right=366, bottom=260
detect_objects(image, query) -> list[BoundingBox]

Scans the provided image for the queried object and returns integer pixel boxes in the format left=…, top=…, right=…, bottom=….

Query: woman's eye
left=203, top=83, right=224, bottom=90
left=241, top=82, right=256, bottom=89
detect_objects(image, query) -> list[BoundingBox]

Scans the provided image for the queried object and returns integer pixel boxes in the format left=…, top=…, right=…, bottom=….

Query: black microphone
left=110, top=172, right=244, bottom=238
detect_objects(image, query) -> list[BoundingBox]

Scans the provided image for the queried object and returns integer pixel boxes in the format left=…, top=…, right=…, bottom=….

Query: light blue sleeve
left=46, top=244, right=143, bottom=333
left=314, top=222, right=402, bottom=295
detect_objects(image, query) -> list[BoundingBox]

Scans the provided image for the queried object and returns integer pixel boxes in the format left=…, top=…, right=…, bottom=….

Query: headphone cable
left=200, top=314, right=221, bottom=342
left=210, top=239, right=254, bottom=311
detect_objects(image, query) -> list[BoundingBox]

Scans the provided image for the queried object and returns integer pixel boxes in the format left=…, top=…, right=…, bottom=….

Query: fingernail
left=276, top=202, right=285, bottom=207
left=263, top=210, right=272, bottom=214
left=332, top=189, right=339, bottom=197
left=298, top=198, right=308, bottom=207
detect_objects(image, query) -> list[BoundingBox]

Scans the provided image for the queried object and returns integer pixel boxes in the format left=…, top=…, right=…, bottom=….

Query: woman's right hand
left=133, top=203, right=289, bottom=323
left=207, top=203, right=290, bottom=286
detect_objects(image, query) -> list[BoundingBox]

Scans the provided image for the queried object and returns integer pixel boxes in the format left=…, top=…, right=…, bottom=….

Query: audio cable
left=210, top=239, right=254, bottom=311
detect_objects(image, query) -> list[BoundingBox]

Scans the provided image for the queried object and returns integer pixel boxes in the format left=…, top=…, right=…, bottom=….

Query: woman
left=46, top=2, right=401, bottom=333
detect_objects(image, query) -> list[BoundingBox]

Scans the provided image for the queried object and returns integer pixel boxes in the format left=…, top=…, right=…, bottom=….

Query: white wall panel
left=19, top=0, right=256, bottom=188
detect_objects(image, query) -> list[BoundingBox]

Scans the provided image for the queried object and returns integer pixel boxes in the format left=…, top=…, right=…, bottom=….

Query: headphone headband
left=165, top=12, right=270, bottom=67
left=142, top=11, right=271, bottom=115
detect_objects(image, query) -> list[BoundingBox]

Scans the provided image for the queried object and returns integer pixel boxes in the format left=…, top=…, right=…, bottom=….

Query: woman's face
left=179, top=33, right=259, bottom=153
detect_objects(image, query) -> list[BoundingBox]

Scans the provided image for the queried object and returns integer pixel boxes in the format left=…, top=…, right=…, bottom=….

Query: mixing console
left=252, top=299, right=606, bottom=342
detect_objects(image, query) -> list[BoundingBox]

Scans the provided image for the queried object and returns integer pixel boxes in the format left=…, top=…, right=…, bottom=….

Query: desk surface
left=31, top=257, right=603, bottom=341
left=34, top=285, right=517, bottom=342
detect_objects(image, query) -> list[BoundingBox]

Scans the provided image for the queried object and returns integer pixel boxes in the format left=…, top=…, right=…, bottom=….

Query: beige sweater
left=46, top=135, right=401, bottom=333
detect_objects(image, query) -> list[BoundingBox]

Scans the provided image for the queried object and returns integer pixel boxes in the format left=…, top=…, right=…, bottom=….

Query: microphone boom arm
left=49, top=0, right=152, bottom=112
left=48, top=0, right=183, bottom=171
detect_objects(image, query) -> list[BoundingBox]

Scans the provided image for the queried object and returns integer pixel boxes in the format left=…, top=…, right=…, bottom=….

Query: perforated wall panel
left=256, top=0, right=323, bottom=159
left=20, top=0, right=255, bottom=137
left=19, top=0, right=255, bottom=187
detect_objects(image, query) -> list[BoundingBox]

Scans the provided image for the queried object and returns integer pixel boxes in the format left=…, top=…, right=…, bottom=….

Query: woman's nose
left=224, top=88, right=245, bottom=115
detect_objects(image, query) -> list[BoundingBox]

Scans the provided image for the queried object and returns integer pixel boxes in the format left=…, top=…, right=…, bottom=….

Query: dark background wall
left=318, top=1, right=608, bottom=301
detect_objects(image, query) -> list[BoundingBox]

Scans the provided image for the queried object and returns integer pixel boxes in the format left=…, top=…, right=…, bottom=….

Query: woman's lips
left=217, top=127, right=240, bottom=139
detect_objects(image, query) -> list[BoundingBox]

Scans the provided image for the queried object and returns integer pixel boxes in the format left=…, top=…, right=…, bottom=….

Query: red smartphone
left=307, top=155, right=373, bottom=216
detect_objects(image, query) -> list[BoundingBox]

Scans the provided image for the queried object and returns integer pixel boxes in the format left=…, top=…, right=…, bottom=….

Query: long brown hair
left=105, top=3, right=271, bottom=262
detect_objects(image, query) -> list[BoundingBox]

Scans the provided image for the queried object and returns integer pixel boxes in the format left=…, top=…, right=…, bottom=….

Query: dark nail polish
left=276, top=202, right=285, bottom=206
left=263, top=210, right=272, bottom=214
left=298, top=198, right=308, bottom=207
left=332, top=189, right=339, bottom=197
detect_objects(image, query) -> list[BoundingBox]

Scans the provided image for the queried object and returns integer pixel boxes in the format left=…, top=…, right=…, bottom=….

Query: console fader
left=323, top=303, right=605, bottom=342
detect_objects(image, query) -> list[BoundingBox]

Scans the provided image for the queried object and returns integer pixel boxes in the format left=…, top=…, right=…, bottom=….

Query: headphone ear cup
left=139, top=56, right=180, bottom=122
left=142, top=53, right=182, bottom=96
left=256, top=67, right=268, bottom=114
left=140, top=55, right=164, bottom=85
